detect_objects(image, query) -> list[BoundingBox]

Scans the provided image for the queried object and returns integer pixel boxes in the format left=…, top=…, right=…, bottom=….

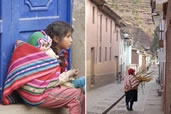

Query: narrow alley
left=87, top=65, right=164, bottom=114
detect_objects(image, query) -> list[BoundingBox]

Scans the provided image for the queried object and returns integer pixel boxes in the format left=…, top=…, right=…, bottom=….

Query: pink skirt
left=40, top=86, right=85, bottom=114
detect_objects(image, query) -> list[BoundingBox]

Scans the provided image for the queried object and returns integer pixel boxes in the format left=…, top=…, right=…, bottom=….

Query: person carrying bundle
left=123, top=68, right=139, bottom=111
left=123, top=68, right=152, bottom=111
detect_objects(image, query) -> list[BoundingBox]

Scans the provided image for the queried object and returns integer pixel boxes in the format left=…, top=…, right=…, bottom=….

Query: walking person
left=123, top=68, right=139, bottom=111
left=117, top=72, right=122, bottom=84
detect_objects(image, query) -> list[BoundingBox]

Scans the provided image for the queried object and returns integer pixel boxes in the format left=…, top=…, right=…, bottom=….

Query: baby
left=27, top=30, right=85, bottom=91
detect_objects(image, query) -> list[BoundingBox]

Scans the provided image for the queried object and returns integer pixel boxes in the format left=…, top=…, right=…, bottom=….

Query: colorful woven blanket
left=2, top=40, right=60, bottom=105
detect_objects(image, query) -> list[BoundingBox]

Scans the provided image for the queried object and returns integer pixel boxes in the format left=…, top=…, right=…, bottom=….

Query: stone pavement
left=87, top=65, right=164, bottom=114
left=87, top=82, right=124, bottom=114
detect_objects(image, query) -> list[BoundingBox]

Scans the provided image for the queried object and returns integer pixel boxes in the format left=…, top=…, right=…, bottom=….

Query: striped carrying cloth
left=123, top=75, right=140, bottom=92
left=2, top=40, right=61, bottom=106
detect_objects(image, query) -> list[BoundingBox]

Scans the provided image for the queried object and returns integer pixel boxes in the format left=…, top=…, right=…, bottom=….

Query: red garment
left=59, top=50, right=69, bottom=73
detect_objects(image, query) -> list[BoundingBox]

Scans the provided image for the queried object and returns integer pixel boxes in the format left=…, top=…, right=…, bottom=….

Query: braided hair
left=45, top=21, right=73, bottom=69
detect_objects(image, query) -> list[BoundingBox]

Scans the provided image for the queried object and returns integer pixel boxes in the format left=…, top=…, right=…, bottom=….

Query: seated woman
left=2, top=21, right=85, bottom=114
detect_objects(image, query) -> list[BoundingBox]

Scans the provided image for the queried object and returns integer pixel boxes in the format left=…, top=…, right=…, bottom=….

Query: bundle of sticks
left=134, top=72, right=153, bottom=94
left=135, top=72, right=153, bottom=82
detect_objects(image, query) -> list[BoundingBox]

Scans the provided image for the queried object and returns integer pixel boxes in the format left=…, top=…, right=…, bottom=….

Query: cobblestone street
left=87, top=65, right=164, bottom=114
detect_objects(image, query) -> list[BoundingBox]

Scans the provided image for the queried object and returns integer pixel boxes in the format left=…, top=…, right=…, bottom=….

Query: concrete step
left=0, top=104, right=68, bottom=114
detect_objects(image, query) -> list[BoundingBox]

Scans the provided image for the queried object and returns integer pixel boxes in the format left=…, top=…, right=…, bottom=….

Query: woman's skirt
left=125, top=89, right=138, bottom=102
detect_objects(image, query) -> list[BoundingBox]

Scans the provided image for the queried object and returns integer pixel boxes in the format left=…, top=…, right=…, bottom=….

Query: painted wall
left=86, top=0, right=121, bottom=89
left=125, top=42, right=132, bottom=72
left=119, top=34, right=127, bottom=76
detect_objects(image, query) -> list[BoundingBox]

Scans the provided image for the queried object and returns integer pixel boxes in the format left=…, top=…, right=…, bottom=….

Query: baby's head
left=28, top=30, right=52, bottom=51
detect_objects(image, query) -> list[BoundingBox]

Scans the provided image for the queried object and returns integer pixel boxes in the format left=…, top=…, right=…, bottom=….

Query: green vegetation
left=112, top=3, right=119, bottom=10
left=151, top=26, right=159, bottom=56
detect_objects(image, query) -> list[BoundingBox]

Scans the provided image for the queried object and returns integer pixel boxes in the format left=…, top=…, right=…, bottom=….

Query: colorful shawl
left=2, top=40, right=60, bottom=105
left=123, top=75, right=139, bottom=92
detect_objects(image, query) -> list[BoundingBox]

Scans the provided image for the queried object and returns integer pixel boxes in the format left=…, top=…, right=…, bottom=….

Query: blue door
left=0, top=0, right=72, bottom=103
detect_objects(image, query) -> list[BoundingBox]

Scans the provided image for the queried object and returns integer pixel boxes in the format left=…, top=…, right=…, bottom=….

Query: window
left=100, top=15, right=102, bottom=42
left=113, top=23, right=115, bottom=41
left=116, top=30, right=118, bottom=41
left=106, top=18, right=108, bottom=32
left=105, top=47, right=107, bottom=61
left=99, top=47, right=102, bottom=62
left=115, top=24, right=117, bottom=31
left=110, top=47, right=112, bottom=61
left=110, top=20, right=112, bottom=43
left=92, top=6, right=95, bottom=24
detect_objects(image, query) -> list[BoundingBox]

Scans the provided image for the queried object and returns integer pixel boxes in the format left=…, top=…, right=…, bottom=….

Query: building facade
left=86, top=0, right=124, bottom=90
left=151, top=0, right=171, bottom=113
left=120, top=32, right=132, bottom=76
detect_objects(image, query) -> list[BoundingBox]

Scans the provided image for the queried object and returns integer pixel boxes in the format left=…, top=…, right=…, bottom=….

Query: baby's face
left=38, top=35, right=52, bottom=51
left=40, top=42, right=51, bottom=51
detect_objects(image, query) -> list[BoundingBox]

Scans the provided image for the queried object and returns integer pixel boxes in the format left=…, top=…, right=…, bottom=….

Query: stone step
left=0, top=104, right=68, bottom=114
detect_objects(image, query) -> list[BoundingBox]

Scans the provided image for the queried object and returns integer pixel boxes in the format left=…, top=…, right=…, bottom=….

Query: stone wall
left=72, top=0, right=85, bottom=77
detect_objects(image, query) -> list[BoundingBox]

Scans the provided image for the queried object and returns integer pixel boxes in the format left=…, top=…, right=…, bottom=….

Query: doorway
left=90, top=47, right=95, bottom=85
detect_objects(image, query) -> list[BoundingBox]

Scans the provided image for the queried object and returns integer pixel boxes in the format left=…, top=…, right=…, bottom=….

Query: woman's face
left=57, top=31, right=72, bottom=50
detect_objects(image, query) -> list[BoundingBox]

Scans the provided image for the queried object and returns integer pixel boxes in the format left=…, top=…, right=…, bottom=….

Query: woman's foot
left=129, top=102, right=133, bottom=111
left=129, top=108, right=133, bottom=111
left=126, top=105, right=130, bottom=110
left=129, top=104, right=133, bottom=111
left=126, top=105, right=133, bottom=111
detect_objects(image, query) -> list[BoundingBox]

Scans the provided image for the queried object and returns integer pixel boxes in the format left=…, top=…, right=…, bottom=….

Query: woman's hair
left=45, top=21, right=74, bottom=54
